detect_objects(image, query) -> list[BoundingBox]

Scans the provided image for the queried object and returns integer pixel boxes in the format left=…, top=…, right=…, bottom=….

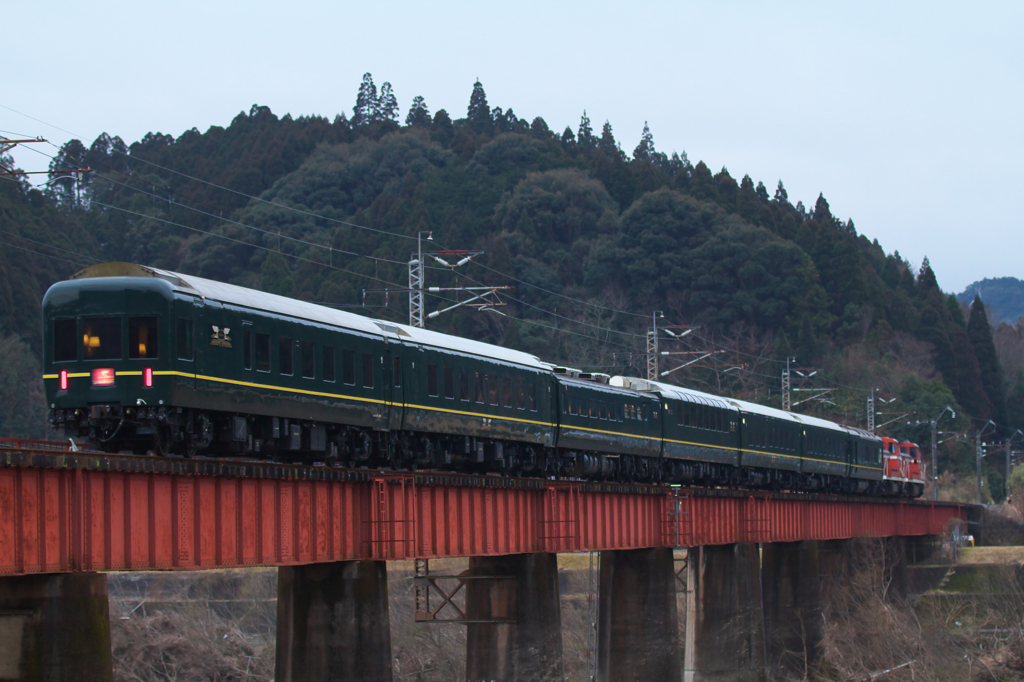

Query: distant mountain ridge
left=957, top=277, right=1024, bottom=325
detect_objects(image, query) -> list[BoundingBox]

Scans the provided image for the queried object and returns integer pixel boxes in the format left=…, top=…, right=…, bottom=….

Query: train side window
left=243, top=331, right=252, bottom=370
left=301, top=341, right=315, bottom=378
left=566, top=394, right=573, bottom=415
left=601, top=401, right=609, bottom=421
left=53, top=319, right=77, bottom=362
left=528, top=383, right=537, bottom=411
left=459, top=369, right=469, bottom=401
left=279, top=337, right=294, bottom=375
left=342, top=350, right=355, bottom=385
left=128, top=317, right=159, bottom=359
left=324, top=346, right=336, bottom=382
left=255, top=332, right=269, bottom=371
left=502, top=377, right=512, bottom=408
left=362, top=352, right=374, bottom=388
left=177, top=319, right=194, bottom=361
left=394, top=357, right=402, bottom=388
left=488, top=376, right=499, bottom=406
left=617, top=404, right=623, bottom=422
left=427, top=364, right=439, bottom=396
left=516, top=379, right=525, bottom=410
left=443, top=366, right=454, bottom=399
left=475, top=372, right=484, bottom=403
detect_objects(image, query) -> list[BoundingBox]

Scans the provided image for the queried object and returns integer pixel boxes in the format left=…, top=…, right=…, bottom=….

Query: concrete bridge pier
left=684, top=543, right=765, bottom=682
left=465, top=552, right=564, bottom=682
left=596, top=547, right=681, bottom=682
left=0, top=572, right=112, bottom=682
left=760, top=541, right=823, bottom=680
left=275, top=560, right=392, bottom=682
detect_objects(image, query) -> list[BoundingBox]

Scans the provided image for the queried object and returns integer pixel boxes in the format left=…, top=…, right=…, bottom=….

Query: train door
left=383, top=344, right=404, bottom=431
left=173, top=297, right=200, bottom=390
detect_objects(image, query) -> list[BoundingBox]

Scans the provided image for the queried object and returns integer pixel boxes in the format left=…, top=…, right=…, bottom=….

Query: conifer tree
left=812, top=193, right=833, bottom=224
left=377, top=83, right=399, bottom=122
left=530, top=117, right=551, bottom=138
left=967, top=295, right=1007, bottom=425
left=774, top=180, right=789, bottom=204
left=916, top=291, right=959, bottom=394
left=577, top=111, right=596, bottom=149
left=1008, top=369, right=1024, bottom=430
left=598, top=121, right=618, bottom=155
left=405, top=96, right=431, bottom=127
left=560, top=126, right=575, bottom=148
left=755, top=181, right=769, bottom=203
left=633, top=122, right=655, bottom=161
left=431, top=110, right=454, bottom=146
left=467, top=80, right=492, bottom=134
left=353, top=73, right=378, bottom=126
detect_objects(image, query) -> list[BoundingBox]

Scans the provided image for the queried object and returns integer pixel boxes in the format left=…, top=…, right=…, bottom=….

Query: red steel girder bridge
left=0, top=438, right=968, bottom=575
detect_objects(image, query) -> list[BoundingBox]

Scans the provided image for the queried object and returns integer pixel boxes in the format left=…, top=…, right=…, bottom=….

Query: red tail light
left=91, top=368, right=115, bottom=386
left=60, top=370, right=68, bottom=390
left=144, top=368, right=153, bottom=387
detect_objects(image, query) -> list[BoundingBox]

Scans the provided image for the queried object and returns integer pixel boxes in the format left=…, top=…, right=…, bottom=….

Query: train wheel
left=154, top=425, right=173, bottom=457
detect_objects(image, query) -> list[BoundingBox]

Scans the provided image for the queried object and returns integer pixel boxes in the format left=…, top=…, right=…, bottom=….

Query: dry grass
left=108, top=570, right=276, bottom=682
left=814, top=539, right=1024, bottom=682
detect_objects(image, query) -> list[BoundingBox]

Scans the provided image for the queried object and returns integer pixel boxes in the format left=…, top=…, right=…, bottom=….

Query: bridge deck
left=0, top=444, right=968, bottom=575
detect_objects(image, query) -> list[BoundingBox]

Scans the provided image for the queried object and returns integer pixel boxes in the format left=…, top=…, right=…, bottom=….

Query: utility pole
left=867, top=388, right=875, bottom=433
left=781, top=357, right=794, bottom=412
left=405, top=233, right=493, bottom=328
left=647, top=311, right=663, bottom=381
left=977, top=420, right=996, bottom=505
left=408, top=231, right=431, bottom=328
left=0, top=136, right=92, bottom=177
left=930, top=406, right=955, bottom=501
left=1007, top=429, right=1023, bottom=499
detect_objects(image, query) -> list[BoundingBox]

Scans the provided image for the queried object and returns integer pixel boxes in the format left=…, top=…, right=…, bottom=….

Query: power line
left=0, top=238, right=91, bottom=267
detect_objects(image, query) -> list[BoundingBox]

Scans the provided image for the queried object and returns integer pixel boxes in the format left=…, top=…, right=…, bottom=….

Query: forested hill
left=2, top=74, right=1023, bottom=483
left=957, top=277, right=1024, bottom=325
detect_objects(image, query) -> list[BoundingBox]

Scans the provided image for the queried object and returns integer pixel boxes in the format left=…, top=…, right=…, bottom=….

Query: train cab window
left=394, top=357, right=402, bottom=388
left=243, top=331, right=252, bottom=370
left=53, top=319, right=77, bottom=362
left=324, top=346, right=336, bottom=382
left=528, top=383, right=537, bottom=412
left=516, top=379, right=525, bottom=410
left=502, top=377, right=512, bottom=408
left=255, top=332, right=270, bottom=371
left=279, top=337, right=294, bottom=375
left=459, top=369, right=469, bottom=401
left=301, top=341, right=315, bottom=378
left=427, top=364, right=439, bottom=396
left=488, top=376, right=499, bottom=406
left=444, top=366, right=454, bottom=399
left=342, top=349, right=355, bottom=385
left=128, top=317, right=158, bottom=359
left=475, top=372, right=484, bottom=403
left=82, top=317, right=122, bottom=360
left=362, top=352, right=374, bottom=388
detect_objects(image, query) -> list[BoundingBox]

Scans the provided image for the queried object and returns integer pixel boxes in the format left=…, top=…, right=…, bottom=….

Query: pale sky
left=6, top=1, right=1021, bottom=293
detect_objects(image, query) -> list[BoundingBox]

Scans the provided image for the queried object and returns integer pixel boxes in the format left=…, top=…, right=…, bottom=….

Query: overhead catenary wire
left=6, top=104, right=964, bottom=419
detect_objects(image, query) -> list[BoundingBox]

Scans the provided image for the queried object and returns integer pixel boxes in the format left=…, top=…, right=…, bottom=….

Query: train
left=42, top=262, right=924, bottom=497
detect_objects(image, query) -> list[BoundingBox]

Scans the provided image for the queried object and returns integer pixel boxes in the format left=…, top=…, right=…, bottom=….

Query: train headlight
left=91, top=368, right=115, bottom=386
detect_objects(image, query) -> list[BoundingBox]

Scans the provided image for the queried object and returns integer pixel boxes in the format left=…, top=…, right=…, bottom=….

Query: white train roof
left=71, top=263, right=547, bottom=370
left=614, top=376, right=854, bottom=434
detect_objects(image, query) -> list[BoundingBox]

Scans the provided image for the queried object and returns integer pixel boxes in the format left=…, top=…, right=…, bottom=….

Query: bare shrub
left=109, top=570, right=276, bottom=682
